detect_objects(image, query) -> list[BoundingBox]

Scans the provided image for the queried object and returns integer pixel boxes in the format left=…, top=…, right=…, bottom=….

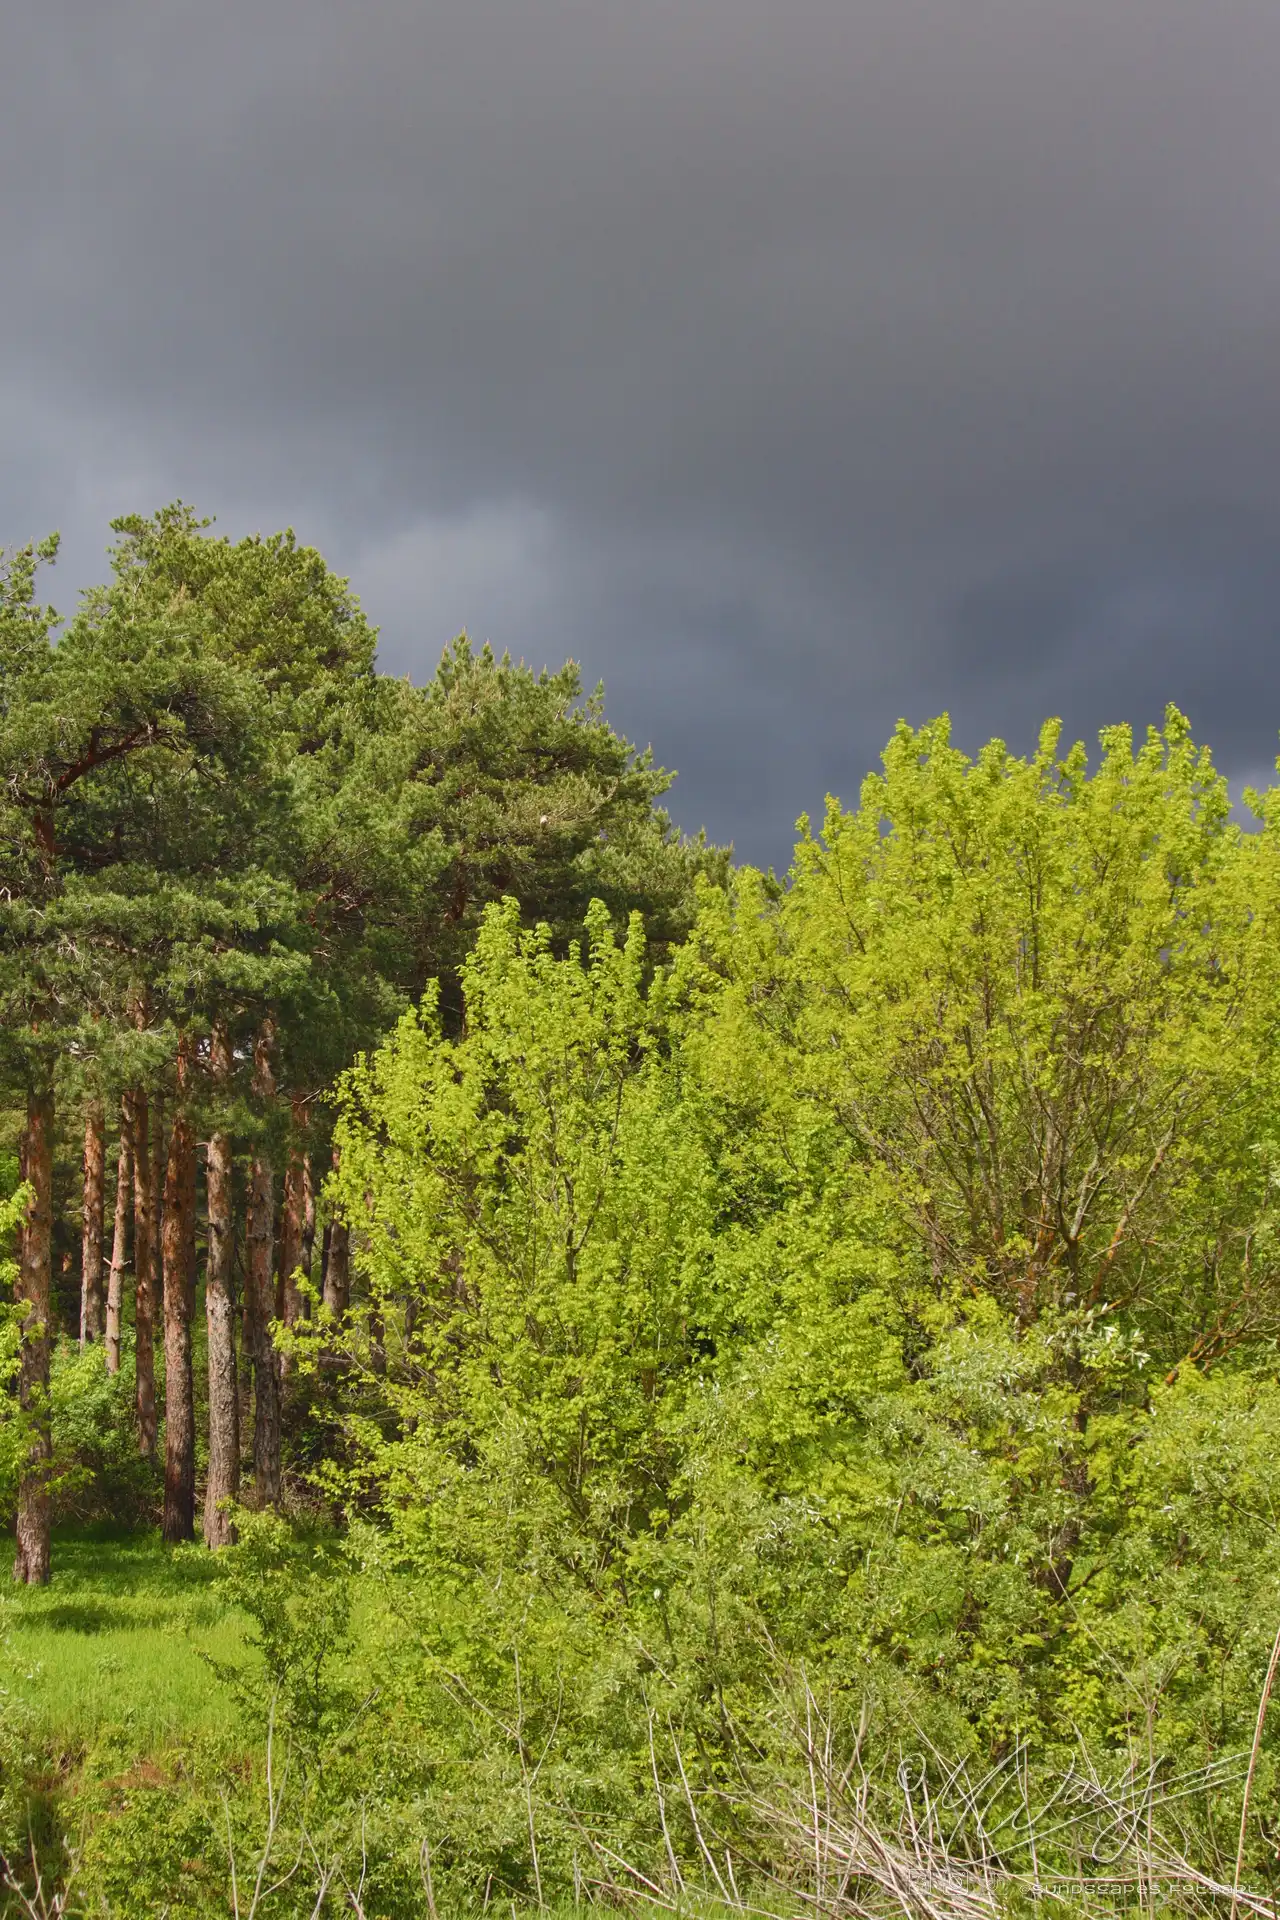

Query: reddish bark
left=300, top=1154, right=316, bottom=1300
left=150, top=1090, right=165, bottom=1311
left=279, top=1125, right=306, bottom=1334
left=14, top=1090, right=53, bottom=1586
left=105, top=1108, right=131, bottom=1376
left=130, top=1090, right=157, bottom=1456
left=162, top=1056, right=197, bottom=1543
left=247, top=1023, right=281, bottom=1506
left=321, top=1146, right=350, bottom=1325
left=80, top=1100, right=106, bottom=1345
left=203, top=1027, right=239, bottom=1548
left=32, top=806, right=55, bottom=874
left=322, top=1218, right=350, bottom=1322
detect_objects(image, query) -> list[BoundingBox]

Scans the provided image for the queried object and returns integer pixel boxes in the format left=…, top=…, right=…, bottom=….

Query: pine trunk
left=131, top=1090, right=157, bottom=1456
left=279, top=1137, right=316, bottom=1320
left=248, top=1024, right=281, bottom=1506
left=278, top=1127, right=305, bottom=1370
left=322, top=1218, right=350, bottom=1321
left=14, top=1089, right=54, bottom=1586
left=105, top=1109, right=131, bottom=1376
left=204, top=1027, right=239, bottom=1548
left=150, top=1090, right=165, bottom=1316
left=80, top=1100, right=106, bottom=1346
left=300, top=1154, right=316, bottom=1298
left=162, top=1085, right=197, bottom=1544
left=247, top=1150, right=280, bottom=1504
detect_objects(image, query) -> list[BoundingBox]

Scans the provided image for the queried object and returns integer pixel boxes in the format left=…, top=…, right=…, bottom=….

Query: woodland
left=1, top=507, right=1279, bottom=1917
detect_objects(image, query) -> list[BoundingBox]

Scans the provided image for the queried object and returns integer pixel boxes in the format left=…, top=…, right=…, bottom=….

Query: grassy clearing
left=0, top=1527, right=246, bottom=1751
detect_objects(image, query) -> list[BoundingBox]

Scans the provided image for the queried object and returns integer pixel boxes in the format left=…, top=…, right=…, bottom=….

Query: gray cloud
left=5, top=0, right=1280, bottom=862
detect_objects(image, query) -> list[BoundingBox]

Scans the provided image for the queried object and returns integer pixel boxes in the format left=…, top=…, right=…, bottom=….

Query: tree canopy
left=1, top=510, right=1278, bottom=1918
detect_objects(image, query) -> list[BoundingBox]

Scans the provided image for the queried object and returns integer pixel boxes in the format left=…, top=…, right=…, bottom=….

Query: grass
left=0, top=1526, right=247, bottom=1751
left=0, top=1530, right=1258, bottom=1919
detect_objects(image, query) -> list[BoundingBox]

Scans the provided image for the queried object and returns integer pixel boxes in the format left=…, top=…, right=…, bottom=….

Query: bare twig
left=1230, top=1620, right=1280, bottom=1920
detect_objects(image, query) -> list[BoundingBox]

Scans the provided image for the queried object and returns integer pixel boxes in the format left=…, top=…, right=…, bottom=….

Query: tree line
left=110, top=701, right=1274, bottom=1913
left=287, top=706, right=1280, bottom=1905
left=5, top=504, right=1280, bottom=1910
left=0, top=504, right=717, bottom=1583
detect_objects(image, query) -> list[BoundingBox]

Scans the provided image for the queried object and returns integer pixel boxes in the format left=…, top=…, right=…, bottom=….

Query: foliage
left=0, top=1189, right=30, bottom=1529
left=210, top=1510, right=357, bottom=1758
left=46, top=1344, right=157, bottom=1530
left=309, top=709, right=1280, bottom=1906
left=5, top=498, right=1280, bottom=1914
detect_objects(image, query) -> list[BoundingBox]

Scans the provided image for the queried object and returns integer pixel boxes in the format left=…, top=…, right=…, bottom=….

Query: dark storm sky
left=5, top=0, right=1280, bottom=866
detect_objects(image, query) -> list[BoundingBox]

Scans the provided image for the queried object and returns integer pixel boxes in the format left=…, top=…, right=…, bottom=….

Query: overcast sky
left=5, top=0, right=1280, bottom=866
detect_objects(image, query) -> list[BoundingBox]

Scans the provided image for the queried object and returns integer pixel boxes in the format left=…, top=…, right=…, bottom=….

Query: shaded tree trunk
left=150, top=1088, right=165, bottom=1313
left=300, top=1154, right=316, bottom=1301
left=322, top=1218, right=350, bottom=1322
left=248, top=1023, right=281, bottom=1506
left=204, top=1028, right=239, bottom=1548
left=162, top=1056, right=197, bottom=1544
left=239, top=1229, right=256, bottom=1435
left=14, top=1089, right=54, bottom=1586
left=278, top=1115, right=306, bottom=1373
left=130, top=1090, right=157, bottom=1456
left=80, top=1100, right=105, bottom=1346
left=105, top=1107, right=131, bottom=1377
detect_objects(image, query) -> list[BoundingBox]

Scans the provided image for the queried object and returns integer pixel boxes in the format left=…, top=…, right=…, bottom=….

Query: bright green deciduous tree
left=332, top=899, right=714, bottom=1581
left=698, top=707, right=1280, bottom=1366
left=317, top=712, right=1280, bottom=1902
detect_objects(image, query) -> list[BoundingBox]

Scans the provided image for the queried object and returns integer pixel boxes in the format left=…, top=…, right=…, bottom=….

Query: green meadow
left=0, top=1530, right=242, bottom=1754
